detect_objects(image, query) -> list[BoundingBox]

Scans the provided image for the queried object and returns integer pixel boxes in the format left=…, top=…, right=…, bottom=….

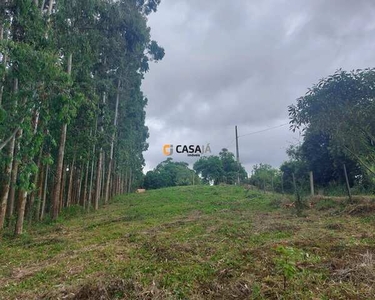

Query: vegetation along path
left=1, top=185, right=375, bottom=299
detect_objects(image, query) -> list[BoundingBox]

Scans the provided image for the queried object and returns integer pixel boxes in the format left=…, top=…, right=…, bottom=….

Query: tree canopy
left=193, top=149, right=247, bottom=185
left=143, top=158, right=200, bottom=190
left=0, top=0, right=164, bottom=235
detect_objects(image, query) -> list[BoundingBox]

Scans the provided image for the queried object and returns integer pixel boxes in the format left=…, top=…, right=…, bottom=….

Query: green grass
left=1, top=185, right=375, bottom=299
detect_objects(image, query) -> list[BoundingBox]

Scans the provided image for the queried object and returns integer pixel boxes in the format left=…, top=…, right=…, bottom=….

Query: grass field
left=1, top=185, right=375, bottom=299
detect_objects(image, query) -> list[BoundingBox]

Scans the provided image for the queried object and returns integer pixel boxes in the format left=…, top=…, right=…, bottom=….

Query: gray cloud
left=142, top=0, right=375, bottom=172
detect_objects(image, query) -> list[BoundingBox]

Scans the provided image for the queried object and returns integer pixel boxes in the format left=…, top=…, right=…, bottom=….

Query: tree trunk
left=88, top=156, right=95, bottom=210
left=0, top=24, right=8, bottom=106
left=101, top=152, right=105, bottom=199
left=66, top=154, right=75, bottom=207
left=34, top=162, right=45, bottom=220
left=128, top=169, right=132, bottom=194
left=87, top=118, right=98, bottom=211
left=52, top=123, right=67, bottom=219
left=0, top=78, right=19, bottom=229
left=104, top=80, right=120, bottom=204
left=125, top=169, right=128, bottom=194
left=7, top=129, right=23, bottom=223
left=40, top=0, right=46, bottom=12
left=59, top=162, right=67, bottom=212
left=82, top=160, right=89, bottom=208
left=40, top=164, right=49, bottom=221
left=0, top=137, right=15, bottom=230
left=15, top=189, right=28, bottom=235
left=94, top=92, right=106, bottom=210
left=94, top=151, right=103, bottom=210
left=51, top=53, right=72, bottom=220
left=26, top=148, right=43, bottom=223
left=76, top=163, right=83, bottom=205
left=48, top=0, right=54, bottom=15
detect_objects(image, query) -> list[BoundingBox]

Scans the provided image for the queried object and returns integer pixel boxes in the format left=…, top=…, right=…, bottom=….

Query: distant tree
left=193, top=156, right=223, bottom=185
left=250, top=163, right=283, bottom=192
left=143, top=158, right=200, bottom=190
left=194, top=149, right=247, bottom=185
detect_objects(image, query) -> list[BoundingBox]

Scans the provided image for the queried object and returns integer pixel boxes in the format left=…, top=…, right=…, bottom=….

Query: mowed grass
left=1, top=185, right=375, bottom=299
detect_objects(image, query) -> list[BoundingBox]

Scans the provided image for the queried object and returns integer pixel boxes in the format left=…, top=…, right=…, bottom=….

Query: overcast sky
left=141, top=0, right=375, bottom=173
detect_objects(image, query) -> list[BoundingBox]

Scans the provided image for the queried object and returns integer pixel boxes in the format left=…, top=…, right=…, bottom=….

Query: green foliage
left=250, top=163, right=282, bottom=192
left=144, top=158, right=200, bottom=189
left=193, top=148, right=247, bottom=185
left=289, top=69, right=375, bottom=181
left=274, top=246, right=305, bottom=290
left=0, top=0, right=164, bottom=233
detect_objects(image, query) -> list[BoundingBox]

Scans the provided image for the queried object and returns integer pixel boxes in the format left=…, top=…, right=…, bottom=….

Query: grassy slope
left=0, top=185, right=375, bottom=299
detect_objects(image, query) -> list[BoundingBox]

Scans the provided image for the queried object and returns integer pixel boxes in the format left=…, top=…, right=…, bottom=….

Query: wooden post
left=343, top=164, right=352, bottom=202
left=309, top=171, right=314, bottom=196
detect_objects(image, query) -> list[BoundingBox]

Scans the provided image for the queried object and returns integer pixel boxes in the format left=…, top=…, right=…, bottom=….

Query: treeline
left=143, top=158, right=201, bottom=190
left=251, top=69, right=375, bottom=195
left=143, top=149, right=248, bottom=190
left=0, top=0, right=164, bottom=235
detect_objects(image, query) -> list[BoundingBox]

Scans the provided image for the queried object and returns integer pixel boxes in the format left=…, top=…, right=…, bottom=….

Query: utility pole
left=235, top=125, right=240, bottom=185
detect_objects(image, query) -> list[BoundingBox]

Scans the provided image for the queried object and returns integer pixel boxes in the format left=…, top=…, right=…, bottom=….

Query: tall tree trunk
left=76, top=163, right=83, bottom=205
left=87, top=124, right=97, bottom=210
left=82, top=160, right=89, bottom=208
left=0, top=24, right=8, bottom=106
left=88, top=156, right=95, bottom=210
left=40, top=164, right=49, bottom=221
left=0, top=78, right=19, bottom=229
left=15, top=100, right=42, bottom=235
left=104, top=80, right=120, bottom=204
left=26, top=147, right=43, bottom=223
left=7, top=129, right=23, bottom=223
left=94, top=152, right=103, bottom=210
left=51, top=53, right=72, bottom=220
left=94, top=92, right=106, bottom=210
left=66, top=154, right=75, bottom=208
left=118, top=173, right=121, bottom=195
left=15, top=188, right=28, bottom=235
left=117, top=173, right=121, bottom=195
left=123, top=170, right=127, bottom=194
left=34, top=161, right=45, bottom=220
left=127, top=168, right=132, bottom=194
left=59, top=162, right=67, bottom=212
left=101, top=152, right=105, bottom=199
left=0, top=137, right=15, bottom=230
left=94, top=151, right=103, bottom=210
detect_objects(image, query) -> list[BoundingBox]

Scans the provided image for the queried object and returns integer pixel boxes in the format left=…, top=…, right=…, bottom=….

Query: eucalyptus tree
left=0, top=0, right=164, bottom=235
